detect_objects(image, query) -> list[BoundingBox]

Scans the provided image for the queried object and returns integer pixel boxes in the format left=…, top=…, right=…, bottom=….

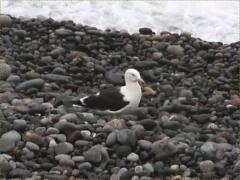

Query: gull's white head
left=125, top=68, right=145, bottom=85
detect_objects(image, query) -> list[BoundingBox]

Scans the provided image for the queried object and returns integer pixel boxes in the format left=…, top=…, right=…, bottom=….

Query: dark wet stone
left=16, top=78, right=45, bottom=91
left=54, top=121, right=76, bottom=132
left=151, top=139, right=178, bottom=160
left=162, top=121, right=184, bottom=130
left=83, top=146, right=103, bottom=163
left=55, top=142, right=74, bottom=154
left=74, top=140, right=90, bottom=147
left=44, top=174, right=68, bottom=180
left=13, top=119, right=27, bottom=131
left=116, top=129, right=136, bottom=147
left=134, top=61, right=158, bottom=68
left=139, top=27, right=153, bottom=35
left=28, top=104, right=47, bottom=115
left=49, top=47, right=65, bottom=58
left=42, top=74, right=72, bottom=83
left=114, top=144, right=132, bottom=157
left=9, top=168, right=31, bottom=178
left=139, top=119, right=157, bottom=130
left=191, top=114, right=210, bottom=123
left=0, top=138, right=15, bottom=152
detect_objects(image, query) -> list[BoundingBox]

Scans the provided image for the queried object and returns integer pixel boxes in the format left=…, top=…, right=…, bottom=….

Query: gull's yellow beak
left=137, top=78, right=146, bottom=87
left=138, top=78, right=157, bottom=96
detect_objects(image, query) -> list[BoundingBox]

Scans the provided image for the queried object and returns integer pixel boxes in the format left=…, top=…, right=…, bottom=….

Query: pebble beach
left=0, top=14, right=239, bottom=180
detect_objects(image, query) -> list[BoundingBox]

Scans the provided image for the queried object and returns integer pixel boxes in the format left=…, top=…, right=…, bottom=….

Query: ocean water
left=1, top=0, right=239, bottom=44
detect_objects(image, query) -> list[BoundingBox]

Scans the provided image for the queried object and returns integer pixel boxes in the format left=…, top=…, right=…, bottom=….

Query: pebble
left=127, top=152, right=139, bottom=162
left=49, top=139, right=57, bottom=148
left=139, top=119, right=157, bottom=130
left=106, top=131, right=117, bottom=146
left=138, top=140, right=152, bottom=150
left=140, top=176, right=152, bottom=180
left=55, top=28, right=73, bottom=36
left=191, top=114, right=210, bottom=123
left=42, top=74, right=72, bottom=83
left=0, top=15, right=12, bottom=27
left=135, top=165, right=143, bottom=174
left=54, top=121, right=76, bottom=132
left=1, top=130, right=21, bottom=143
left=59, top=158, right=75, bottom=167
left=26, top=141, right=40, bottom=151
left=116, top=129, right=136, bottom=147
left=199, top=160, right=215, bottom=172
left=14, top=29, right=27, bottom=37
left=74, top=140, right=90, bottom=147
left=0, top=156, right=12, bottom=173
left=166, top=45, right=184, bottom=56
left=24, top=132, right=45, bottom=146
left=54, top=142, right=74, bottom=154
left=151, top=139, right=178, bottom=160
left=9, top=168, right=31, bottom=178
left=16, top=79, right=45, bottom=91
left=0, top=138, right=15, bottom=152
left=0, top=63, right=12, bottom=80
left=152, top=52, right=163, bottom=60
left=13, top=119, right=27, bottom=131
left=83, top=146, right=102, bottom=163
left=143, top=163, right=154, bottom=174
left=139, top=27, right=153, bottom=35
left=104, top=118, right=124, bottom=129
left=60, top=113, right=78, bottom=122
left=44, top=174, right=68, bottom=180
left=81, top=130, right=91, bottom=139
left=77, top=162, right=92, bottom=170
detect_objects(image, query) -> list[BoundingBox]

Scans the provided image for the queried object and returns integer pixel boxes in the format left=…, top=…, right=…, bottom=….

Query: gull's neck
left=125, top=78, right=141, bottom=91
left=124, top=78, right=142, bottom=107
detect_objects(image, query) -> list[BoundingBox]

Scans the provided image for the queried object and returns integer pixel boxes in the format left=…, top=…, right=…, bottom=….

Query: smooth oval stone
left=42, top=74, right=72, bottom=83
left=1, top=130, right=21, bottom=143
left=138, top=140, right=152, bottom=150
left=16, top=79, right=45, bottom=91
left=77, top=162, right=92, bottom=170
left=13, top=119, right=27, bottom=131
left=0, top=138, right=15, bottom=152
left=83, top=147, right=102, bottom=163
left=167, top=45, right=184, bottom=56
left=0, top=63, right=12, bottom=80
left=9, top=168, right=31, bottom=178
left=55, top=28, right=73, bottom=36
left=0, top=15, right=12, bottom=27
left=54, top=142, right=74, bottom=154
left=127, top=152, right=139, bottom=162
left=26, top=141, right=40, bottom=151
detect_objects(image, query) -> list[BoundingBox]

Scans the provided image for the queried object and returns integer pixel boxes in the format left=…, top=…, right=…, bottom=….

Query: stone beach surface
left=0, top=14, right=239, bottom=180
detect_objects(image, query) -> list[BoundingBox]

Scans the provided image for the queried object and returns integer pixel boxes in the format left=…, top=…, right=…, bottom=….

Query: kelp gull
left=73, top=68, right=147, bottom=114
